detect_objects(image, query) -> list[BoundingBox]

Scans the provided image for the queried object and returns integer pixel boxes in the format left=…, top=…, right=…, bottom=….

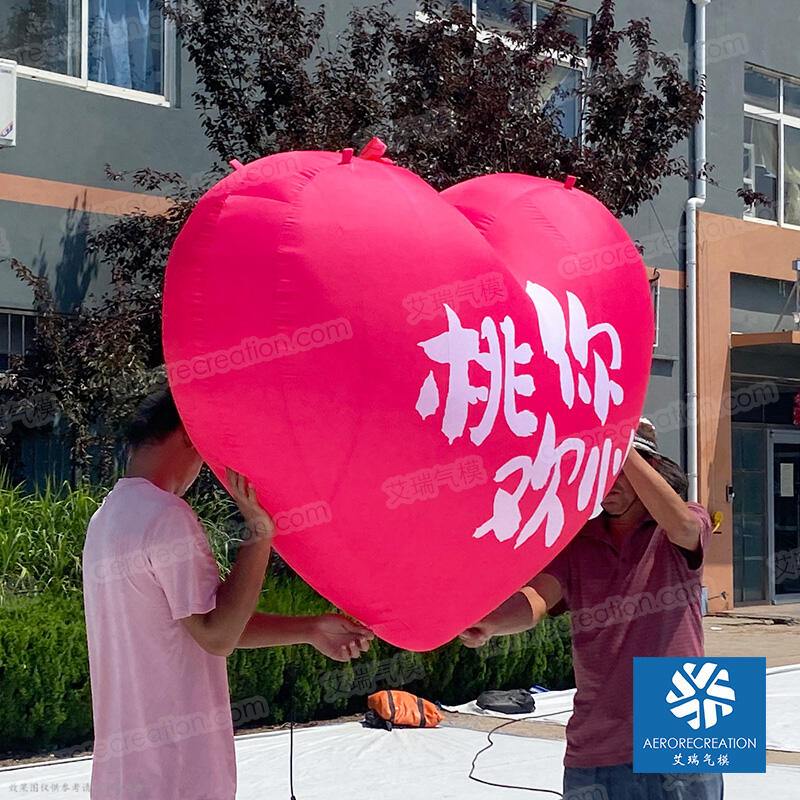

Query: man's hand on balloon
left=309, top=614, right=374, bottom=662
left=226, top=467, right=274, bottom=543
left=458, top=619, right=495, bottom=648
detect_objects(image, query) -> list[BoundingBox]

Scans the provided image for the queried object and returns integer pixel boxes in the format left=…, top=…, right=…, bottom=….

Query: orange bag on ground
left=367, top=690, right=443, bottom=729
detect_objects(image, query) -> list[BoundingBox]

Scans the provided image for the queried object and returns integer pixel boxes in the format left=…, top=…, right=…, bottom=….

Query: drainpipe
left=686, top=0, right=710, bottom=503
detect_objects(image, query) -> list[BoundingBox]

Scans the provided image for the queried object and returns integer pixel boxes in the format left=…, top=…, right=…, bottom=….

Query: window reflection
left=0, top=0, right=81, bottom=76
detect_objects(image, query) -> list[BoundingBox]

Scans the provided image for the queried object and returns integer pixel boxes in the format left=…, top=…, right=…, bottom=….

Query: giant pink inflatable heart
left=162, top=143, right=653, bottom=651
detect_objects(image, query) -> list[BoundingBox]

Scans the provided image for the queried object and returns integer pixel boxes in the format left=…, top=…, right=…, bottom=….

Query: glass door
left=769, top=431, right=800, bottom=602
left=732, top=425, right=768, bottom=603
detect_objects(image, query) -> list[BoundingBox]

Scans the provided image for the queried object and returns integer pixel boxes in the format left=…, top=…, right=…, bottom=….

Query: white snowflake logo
left=666, top=662, right=736, bottom=730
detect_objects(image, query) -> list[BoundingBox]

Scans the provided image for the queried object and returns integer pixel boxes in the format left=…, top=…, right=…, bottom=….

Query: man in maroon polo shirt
left=460, top=420, right=723, bottom=800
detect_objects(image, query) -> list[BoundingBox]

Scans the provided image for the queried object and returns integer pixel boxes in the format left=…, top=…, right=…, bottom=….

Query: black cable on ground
left=468, top=712, right=568, bottom=796
left=286, top=552, right=297, bottom=800
left=287, top=556, right=298, bottom=800
left=289, top=671, right=296, bottom=800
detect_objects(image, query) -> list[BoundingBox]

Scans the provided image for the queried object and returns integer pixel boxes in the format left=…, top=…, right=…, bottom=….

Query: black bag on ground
left=364, top=708, right=393, bottom=731
left=476, top=689, right=535, bottom=714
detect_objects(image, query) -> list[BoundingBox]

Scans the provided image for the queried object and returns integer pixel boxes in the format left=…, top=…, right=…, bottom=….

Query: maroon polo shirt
left=544, top=502, right=711, bottom=768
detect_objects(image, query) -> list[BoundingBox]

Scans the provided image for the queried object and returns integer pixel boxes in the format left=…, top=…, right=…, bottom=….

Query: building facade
left=1, top=0, right=798, bottom=609
left=546, top=0, right=800, bottom=612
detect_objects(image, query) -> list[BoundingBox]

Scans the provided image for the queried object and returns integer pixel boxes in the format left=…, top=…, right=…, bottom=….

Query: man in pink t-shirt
left=460, top=420, right=723, bottom=800
left=83, top=388, right=372, bottom=799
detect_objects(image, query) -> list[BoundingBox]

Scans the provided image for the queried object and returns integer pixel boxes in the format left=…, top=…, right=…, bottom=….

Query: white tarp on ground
left=442, top=687, right=576, bottom=725
left=444, top=664, right=800, bottom=754
left=0, top=722, right=798, bottom=799
left=766, top=664, right=800, bottom=753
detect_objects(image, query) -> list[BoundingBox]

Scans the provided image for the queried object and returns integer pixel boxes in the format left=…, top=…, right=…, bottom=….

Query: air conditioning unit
left=0, top=59, right=17, bottom=147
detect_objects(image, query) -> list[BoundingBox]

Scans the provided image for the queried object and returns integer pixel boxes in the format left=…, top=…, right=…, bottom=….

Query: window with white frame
left=461, top=0, right=589, bottom=139
left=743, top=64, right=800, bottom=227
left=0, top=0, right=173, bottom=100
left=0, top=311, right=35, bottom=371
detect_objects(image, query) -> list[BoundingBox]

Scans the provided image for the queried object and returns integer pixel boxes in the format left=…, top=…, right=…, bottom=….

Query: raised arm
left=181, top=470, right=373, bottom=660
left=181, top=469, right=275, bottom=657
left=622, top=448, right=701, bottom=552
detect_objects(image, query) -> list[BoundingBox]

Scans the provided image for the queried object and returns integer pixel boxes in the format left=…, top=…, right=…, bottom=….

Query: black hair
left=125, top=386, right=182, bottom=448
left=654, top=458, right=690, bottom=501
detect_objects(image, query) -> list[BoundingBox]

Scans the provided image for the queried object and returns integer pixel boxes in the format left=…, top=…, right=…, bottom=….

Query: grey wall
left=646, top=286, right=685, bottom=464
left=0, top=43, right=213, bottom=311
left=0, top=0, right=425, bottom=312
left=703, top=0, right=800, bottom=218
left=4, top=55, right=212, bottom=186
left=0, top=202, right=100, bottom=310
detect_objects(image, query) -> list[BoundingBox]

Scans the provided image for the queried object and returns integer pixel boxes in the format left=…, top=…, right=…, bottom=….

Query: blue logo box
left=633, top=657, right=766, bottom=773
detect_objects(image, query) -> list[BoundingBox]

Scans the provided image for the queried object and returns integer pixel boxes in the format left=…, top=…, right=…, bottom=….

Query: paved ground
left=705, top=615, right=800, bottom=667
left=713, top=602, right=800, bottom=625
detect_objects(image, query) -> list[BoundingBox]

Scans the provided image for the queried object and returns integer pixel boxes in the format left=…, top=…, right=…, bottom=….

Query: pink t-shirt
left=83, top=477, right=235, bottom=799
left=544, top=502, right=712, bottom=768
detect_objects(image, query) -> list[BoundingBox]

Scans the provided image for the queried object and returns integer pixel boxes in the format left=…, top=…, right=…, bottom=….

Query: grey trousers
left=563, top=764, right=724, bottom=800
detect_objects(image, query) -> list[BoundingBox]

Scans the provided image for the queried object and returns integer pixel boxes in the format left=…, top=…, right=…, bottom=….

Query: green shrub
left=0, top=476, right=239, bottom=601
left=0, top=480, right=573, bottom=754
left=0, top=586, right=573, bottom=753
left=0, top=594, right=93, bottom=752
left=0, top=480, right=101, bottom=599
